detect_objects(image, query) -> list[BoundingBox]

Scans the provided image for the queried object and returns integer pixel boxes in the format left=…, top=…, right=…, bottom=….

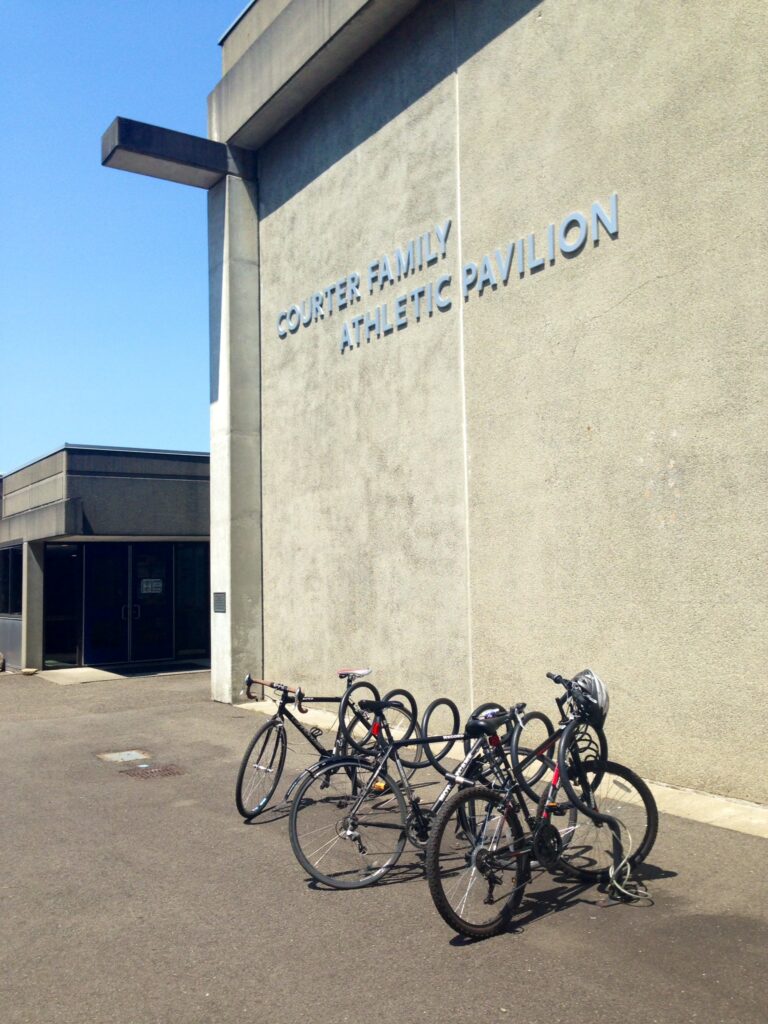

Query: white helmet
left=571, top=669, right=610, bottom=728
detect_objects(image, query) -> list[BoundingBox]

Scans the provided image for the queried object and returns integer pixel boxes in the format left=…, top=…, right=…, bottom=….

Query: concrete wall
left=1, top=449, right=209, bottom=540
left=454, top=0, right=768, bottom=801
left=220, top=0, right=292, bottom=74
left=216, top=0, right=768, bottom=800
left=256, top=2, right=470, bottom=707
left=208, top=175, right=263, bottom=701
left=68, top=478, right=208, bottom=536
left=0, top=500, right=80, bottom=546
left=0, top=616, right=22, bottom=669
left=20, top=541, right=44, bottom=669
left=1, top=452, right=65, bottom=518
left=66, top=450, right=209, bottom=537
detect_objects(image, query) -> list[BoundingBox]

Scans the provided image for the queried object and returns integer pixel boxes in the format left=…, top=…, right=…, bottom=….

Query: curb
left=642, top=779, right=768, bottom=840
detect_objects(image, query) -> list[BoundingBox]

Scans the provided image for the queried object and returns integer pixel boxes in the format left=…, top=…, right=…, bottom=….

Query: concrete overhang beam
left=208, top=0, right=422, bottom=148
left=101, top=117, right=256, bottom=188
left=0, top=499, right=83, bottom=546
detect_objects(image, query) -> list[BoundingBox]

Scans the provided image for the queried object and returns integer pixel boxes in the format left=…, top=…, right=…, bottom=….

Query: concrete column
left=21, top=541, right=44, bottom=669
left=208, top=174, right=263, bottom=702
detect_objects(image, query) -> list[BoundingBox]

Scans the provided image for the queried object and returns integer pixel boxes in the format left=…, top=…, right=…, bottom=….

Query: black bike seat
left=465, top=709, right=513, bottom=738
left=358, top=699, right=406, bottom=715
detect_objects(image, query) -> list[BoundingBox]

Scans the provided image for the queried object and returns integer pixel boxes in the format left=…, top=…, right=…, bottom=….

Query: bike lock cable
left=604, top=817, right=651, bottom=902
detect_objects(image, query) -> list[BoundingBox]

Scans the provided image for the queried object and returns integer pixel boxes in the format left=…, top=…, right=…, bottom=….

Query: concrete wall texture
left=210, top=0, right=768, bottom=802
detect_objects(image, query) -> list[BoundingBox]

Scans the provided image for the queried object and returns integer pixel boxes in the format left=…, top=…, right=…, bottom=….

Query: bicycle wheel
left=509, top=711, right=556, bottom=802
left=289, top=759, right=407, bottom=889
left=337, top=681, right=380, bottom=754
left=540, top=759, right=658, bottom=881
left=425, top=784, right=528, bottom=939
left=382, top=688, right=418, bottom=743
left=235, top=718, right=287, bottom=819
left=421, top=697, right=461, bottom=776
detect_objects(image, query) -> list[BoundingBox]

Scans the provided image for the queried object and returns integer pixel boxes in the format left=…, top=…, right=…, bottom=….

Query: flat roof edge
left=3, top=444, right=210, bottom=478
left=218, top=0, right=259, bottom=46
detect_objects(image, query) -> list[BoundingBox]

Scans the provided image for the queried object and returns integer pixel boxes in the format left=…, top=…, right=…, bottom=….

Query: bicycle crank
left=405, top=808, right=433, bottom=847
left=532, top=822, right=563, bottom=870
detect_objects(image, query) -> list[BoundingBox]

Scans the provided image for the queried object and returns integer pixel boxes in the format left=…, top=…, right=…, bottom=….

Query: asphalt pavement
left=1, top=670, right=765, bottom=1024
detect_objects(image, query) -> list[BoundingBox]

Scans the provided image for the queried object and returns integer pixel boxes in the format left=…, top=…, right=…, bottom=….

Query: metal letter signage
left=275, top=194, right=618, bottom=355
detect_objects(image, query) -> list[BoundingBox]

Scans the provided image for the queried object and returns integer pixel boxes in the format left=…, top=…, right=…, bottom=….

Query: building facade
left=0, top=446, right=210, bottom=670
left=105, top=1, right=767, bottom=803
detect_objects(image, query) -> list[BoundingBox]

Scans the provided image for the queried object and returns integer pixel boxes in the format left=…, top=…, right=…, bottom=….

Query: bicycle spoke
left=289, top=761, right=407, bottom=888
left=426, top=785, right=528, bottom=938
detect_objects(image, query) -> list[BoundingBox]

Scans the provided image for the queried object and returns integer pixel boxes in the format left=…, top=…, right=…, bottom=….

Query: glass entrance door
left=83, top=544, right=130, bottom=664
left=130, top=543, right=173, bottom=661
left=82, top=543, right=175, bottom=664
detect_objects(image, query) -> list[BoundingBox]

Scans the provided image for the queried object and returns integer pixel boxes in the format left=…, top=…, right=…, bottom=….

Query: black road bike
left=235, top=669, right=379, bottom=819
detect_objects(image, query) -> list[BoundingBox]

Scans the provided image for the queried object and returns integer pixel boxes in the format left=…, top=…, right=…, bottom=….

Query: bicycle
left=537, top=672, right=656, bottom=886
left=287, top=696, right=510, bottom=890
left=425, top=672, right=658, bottom=938
left=235, top=669, right=379, bottom=820
left=465, top=678, right=608, bottom=804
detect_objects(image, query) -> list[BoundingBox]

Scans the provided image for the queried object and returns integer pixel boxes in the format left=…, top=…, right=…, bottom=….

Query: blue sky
left=1, top=1, right=245, bottom=474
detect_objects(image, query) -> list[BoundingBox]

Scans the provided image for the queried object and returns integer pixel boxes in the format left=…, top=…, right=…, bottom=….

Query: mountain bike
left=425, top=673, right=657, bottom=938
left=466, top=677, right=609, bottom=804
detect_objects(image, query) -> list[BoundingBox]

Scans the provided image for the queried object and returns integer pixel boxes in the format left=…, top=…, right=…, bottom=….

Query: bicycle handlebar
left=546, top=672, right=572, bottom=689
left=243, top=674, right=307, bottom=712
left=547, top=670, right=601, bottom=724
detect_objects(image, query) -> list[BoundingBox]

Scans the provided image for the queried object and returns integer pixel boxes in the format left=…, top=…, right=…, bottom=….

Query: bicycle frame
left=503, top=720, right=626, bottom=875
left=265, top=687, right=368, bottom=800
left=329, top=714, right=503, bottom=833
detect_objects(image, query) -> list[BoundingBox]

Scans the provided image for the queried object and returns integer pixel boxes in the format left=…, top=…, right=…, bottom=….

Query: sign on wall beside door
left=140, top=579, right=163, bottom=595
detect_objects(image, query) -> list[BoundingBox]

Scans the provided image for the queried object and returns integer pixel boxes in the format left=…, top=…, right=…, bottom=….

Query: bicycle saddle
left=338, top=668, right=372, bottom=681
left=465, top=708, right=513, bottom=738
left=358, top=698, right=406, bottom=715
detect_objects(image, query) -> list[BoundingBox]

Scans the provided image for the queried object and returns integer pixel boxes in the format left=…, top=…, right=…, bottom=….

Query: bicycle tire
left=337, top=681, right=381, bottom=754
left=541, top=759, right=658, bottom=881
left=235, top=718, right=287, bottom=819
left=289, top=758, right=407, bottom=889
left=425, top=784, right=528, bottom=939
left=421, top=697, right=461, bottom=776
left=509, top=711, right=557, bottom=802
left=382, top=687, right=418, bottom=743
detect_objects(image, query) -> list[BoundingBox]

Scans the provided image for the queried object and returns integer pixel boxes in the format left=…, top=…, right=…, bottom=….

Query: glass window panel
left=44, top=544, right=83, bottom=667
left=0, top=550, right=9, bottom=615
left=9, top=547, right=22, bottom=615
left=174, top=543, right=210, bottom=659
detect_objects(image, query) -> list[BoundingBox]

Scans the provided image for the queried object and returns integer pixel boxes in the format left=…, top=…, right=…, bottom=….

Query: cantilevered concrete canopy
left=210, top=0, right=422, bottom=147
left=101, top=117, right=256, bottom=188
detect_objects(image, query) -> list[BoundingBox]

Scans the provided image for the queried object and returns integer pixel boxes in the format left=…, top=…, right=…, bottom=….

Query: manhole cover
left=97, top=750, right=151, bottom=763
left=120, top=763, right=185, bottom=779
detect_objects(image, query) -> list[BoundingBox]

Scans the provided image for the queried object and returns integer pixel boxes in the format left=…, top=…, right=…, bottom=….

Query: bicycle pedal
left=372, top=780, right=388, bottom=793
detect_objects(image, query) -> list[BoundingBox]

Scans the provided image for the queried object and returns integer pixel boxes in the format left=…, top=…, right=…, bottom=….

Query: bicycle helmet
left=570, top=669, right=609, bottom=728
